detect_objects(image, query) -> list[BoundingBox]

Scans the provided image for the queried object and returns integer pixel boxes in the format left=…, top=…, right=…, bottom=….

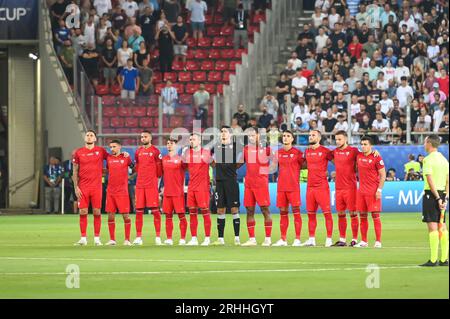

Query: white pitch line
left=0, top=256, right=422, bottom=267
left=0, top=265, right=423, bottom=276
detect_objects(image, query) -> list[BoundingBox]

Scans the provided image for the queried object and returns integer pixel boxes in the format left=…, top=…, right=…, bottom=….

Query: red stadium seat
left=170, top=116, right=184, bottom=127
left=248, top=25, right=259, bottom=36
left=147, top=106, right=159, bottom=117
left=155, top=83, right=165, bottom=94
left=115, top=128, right=131, bottom=133
left=177, top=105, right=192, bottom=115
left=217, top=83, right=224, bottom=94
left=172, top=61, right=184, bottom=71
left=186, top=60, right=199, bottom=71
left=208, top=72, right=222, bottom=82
left=252, top=13, right=266, bottom=24
left=200, top=60, right=214, bottom=70
left=118, top=106, right=131, bottom=117
left=198, top=38, right=211, bottom=47
left=172, top=82, right=185, bottom=94
left=102, top=128, right=115, bottom=134
left=205, top=14, right=213, bottom=25
left=125, top=117, right=139, bottom=128
left=220, top=25, right=233, bottom=36
left=208, top=49, right=221, bottom=59
left=235, top=48, right=247, bottom=58
left=103, top=106, right=117, bottom=117
left=186, top=38, right=197, bottom=47
left=111, top=84, right=121, bottom=95
left=215, top=60, right=229, bottom=71
left=212, top=37, right=226, bottom=47
left=194, top=49, right=209, bottom=59
left=153, top=72, right=163, bottom=83
left=131, top=106, right=147, bottom=117
left=186, top=50, right=195, bottom=59
left=207, top=26, right=220, bottom=36
left=222, top=71, right=232, bottom=82
left=102, top=117, right=110, bottom=128
left=102, top=95, right=116, bottom=106
left=185, top=83, right=200, bottom=94
left=204, top=83, right=216, bottom=94
left=122, top=138, right=137, bottom=146
left=148, top=95, right=159, bottom=105
left=163, top=72, right=177, bottom=82
left=96, top=84, right=109, bottom=95
left=229, top=61, right=239, bottom=71
left=214, top=15, right=224, bottom=24
left=179, top=94, right=193, bottom=105
left=178, top=71, right=192, bottom=82
left=140, top=117, right=154, bottom=128
left=220, top=49, right=234, bottom=59
left=225, top=37, right=234, bottom=47
left=110, top=117, right=124, bottom=128
left=151, top=49, right=160, bottom=59
left=193, top=71, right=207, bottom=82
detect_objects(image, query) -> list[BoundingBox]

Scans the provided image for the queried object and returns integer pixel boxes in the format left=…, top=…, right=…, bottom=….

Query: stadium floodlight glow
left=28, top=52, right=39, bottom=60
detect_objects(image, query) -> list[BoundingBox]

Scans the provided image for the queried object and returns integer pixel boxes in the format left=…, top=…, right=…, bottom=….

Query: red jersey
left=243, top=145, right=271, bottom=189
left=348, top=42, right=363, bottom=59
left=134, top=145, right=162, bottom=189
left=162, top=154, right=185, bottom=197
left=332, top=146, right=359, bottom=190
left=357, top=153, right=385, bottom=194
left=183, top=148, right=211, bottom=192
left=276, top=147, right=304, bottom=192
left=72, top=146, right=108, bottom=189
left=305, top=145, right=333, bottom=188
left=106, top=154, right=132, bottom=195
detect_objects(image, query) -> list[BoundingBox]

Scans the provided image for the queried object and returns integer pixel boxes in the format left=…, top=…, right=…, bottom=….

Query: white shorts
left=163, top=105, right=174, bottom=115
left=121, top=90, right=135, bottom=100
left=174, top=44, right=188, bottom=56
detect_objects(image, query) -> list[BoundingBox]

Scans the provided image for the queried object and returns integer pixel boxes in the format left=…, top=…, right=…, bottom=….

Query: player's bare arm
left=72, top=163, right=82, bottom=199
left=376, top=167, right=386, bottom=200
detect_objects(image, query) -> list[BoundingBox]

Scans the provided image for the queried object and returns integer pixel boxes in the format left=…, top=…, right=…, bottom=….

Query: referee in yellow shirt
left=420, top=135, right=449, bottom=267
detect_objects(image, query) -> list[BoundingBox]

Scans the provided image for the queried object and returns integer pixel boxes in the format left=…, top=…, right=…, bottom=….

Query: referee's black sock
left=233, top=214, right=240, bottom=237
left=217, top=214, right=226, bottom=238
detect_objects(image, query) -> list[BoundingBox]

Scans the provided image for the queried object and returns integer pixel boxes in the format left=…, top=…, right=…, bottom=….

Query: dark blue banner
left=0, top=0, right=38, bottom=40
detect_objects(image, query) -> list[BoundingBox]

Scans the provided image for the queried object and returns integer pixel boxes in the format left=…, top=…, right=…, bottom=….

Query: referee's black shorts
left=215, top=179, right=240, bottom=209
left=422, top=190, right=447, bottom=223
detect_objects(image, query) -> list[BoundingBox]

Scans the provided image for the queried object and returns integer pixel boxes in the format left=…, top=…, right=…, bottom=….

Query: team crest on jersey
left=158, top=154, right=162, bottom=159
left=120, top=160, right=124, bottom=164
left=369, top=159, right=373, bottom=163
left=319, top=152, right=322, bottom=156
left=346, top=152, right=350, bottom=156
left=95, top=151, right=99, bottom=156
left=380, top=160, right=384, bottom=166
left=150, top=153, right=153, bottom=156
left=290, top=154, right=294, bottom=158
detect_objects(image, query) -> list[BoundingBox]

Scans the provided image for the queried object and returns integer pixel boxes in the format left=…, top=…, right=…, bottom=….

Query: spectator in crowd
left=233, top=104, right=250, bottom=130
left=43, top=156, right=63, bottom=214
left=122, top=0, right=139, bottom=18
left=322, top=109, right=337, bottom=134
left=117, top=40, right=133, bottom=72
left=389, top=119, right=403, bottom=144
left=428, top=82, right=447, bottom=104
left=333, top=114, right=348, bottom=134
left=258, top=106, right=274, bottom=129
left=51, top=0, right=69, bottom=29
left=292, top=117, right=309, bottom=145
left=232, top=2, right=249, bottom=50
left=54, top=19, right=71, bottom=54
left=140, top=6, right=157, bottom=48
left=128, top=27, right=145, bottom=52
left=134, top=41, right=150, bottom=69
left=101, top=38, right=117, bottom=88
left=403, top=153, right=421, bottom=180
left=395, top=76, right=414, bottom=109
left=59, top=40, right=75, bottom=85
left=118, top=58, right=140, bottom=104
left=111, top=5, right=128, bottom=31
left=80, top=43, right=100, bottom=86
left=405, top=168, right=423, bottom=181
left=371, top=111, right=390, bottom=144
left=438, top=113, right=449, bottom=144
left=275, top=73, right=291, bottom=106
left=172, top=15, right=189, bottom=70
left=260, top=91, right=279, bottom=119
left=386, top=168, right=400, bottom=181
left=288, top=52, right=302, bottom=71
left=83, top=15, right=97, bottom=48
left=71, top=28, right=87, bottom=57
left=193, top=83, right=211, bottom=129
left=164, top=0, right=182, bottom=25
left=155, top=22, right=175, bottom=75
left=413, top=115, right=431, bottom=143
left=138, top=59, right=154, bottom=96
left=161, top=80, right=178, bottom=118
left=433, top=101, right=447, bottom=132
left=188, top=0, right=208, bottom=41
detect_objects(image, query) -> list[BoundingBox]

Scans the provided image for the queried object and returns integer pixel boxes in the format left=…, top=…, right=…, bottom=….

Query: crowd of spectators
left=240, top=0, right=449, bottom=145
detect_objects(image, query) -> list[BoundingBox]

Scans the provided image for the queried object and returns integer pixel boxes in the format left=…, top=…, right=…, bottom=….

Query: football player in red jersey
left=332, top=131, right=361, bottom=247
left=183, top=133, right=213, bottom=246
left=302, top=130, right=334, bottom=247
left=239, top=127, right=273, bottom=247
left=104, top=140, right=133, bottom=246
left=162, top=138, right=188, bottom=246
left=354, top=136, right=386, bottom=248
left=133, top=131, right=163, bottom=246
left=272, top=130, right=305, bottom=247
left=73, top=130, right=109, bottom=246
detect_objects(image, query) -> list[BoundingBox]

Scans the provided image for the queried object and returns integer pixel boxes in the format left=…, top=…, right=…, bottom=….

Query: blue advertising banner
left=238, top=182, right=425, bottom=214
left=0, top=0, right=38, bottom=40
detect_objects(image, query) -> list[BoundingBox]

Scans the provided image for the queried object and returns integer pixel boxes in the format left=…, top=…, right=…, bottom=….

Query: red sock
left=350, top=213, right=359, bottom=240
left=165, top=213, right=173, bottom=239
left=247, top=218, right=256, bottom=238
left=308, top=213, right=317, bottom=237
left=372, top=213, right=382, bottom=242
left=292, top=207, right=302, bottom=240
left=360, top=214, right=369, bottom=242
left=201, top=209, right=211, bottom=237
left=324, top=212, right=333, bottom=238
left=280, top=210, right=289, bottom=241
left=108, top=219, right=115, bottom=241
left=135, top=209, right=144, bottom=237
left=189, top=208, right=198, bottom=237
left=94, top=214, right=102, bottom=237
left=80, top=214, right=87, bottom=237
left=179, top=213, right=187, bottom=240
left=124, top=217, right=131, bottom=241
left=152, top=208, right=161, bottom=237
left=264, top=220, right=272, bottom=238
left=338, top=213, right=347, bottom=239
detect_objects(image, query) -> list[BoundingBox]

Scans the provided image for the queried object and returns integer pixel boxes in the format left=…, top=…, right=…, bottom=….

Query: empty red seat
left=217, top=84, right=224, bottom=94
left=186, top=60, right=199, bottom=71
left=193, top=71, right=207, bottom=82
left=200, top=60, right=214, bottom=70
left=194, top=49, right=209, bottom=59
left=111, top=84, right=121, bottom=95
left=131, top=106, right=147, bottom=117
left=102, top=95, right=116, bottom=106
left=170, top=116, right=183, bottom=127
left=205, top=14, right=213, bottom=25
left=214, top=15, right=224, bottom=24
left=155, top=83, right=165, bottom=94
left=252, top=13, right=266, bottom=24
left=229, top=61, right=239, bottom=71
left=220, top=25, right=234, bottom=36
left=103, top=106, right=117, bottom=117
left=204, top=83, right=216, bottom=94
left=208, top=72, right=222, bottom=82
left=207, top=26, right=220, bottom=36
left=212, top=37, right=226, bottom=47
left=96, top=84, right=109, bottom=95
left=115, top=128, right=131, bottom=133
left=102, top=117, right=110, bottom=128
left=118, top=106, right=131, bottom=117
left=102, top=128, right=115, bottom=134
left=198, top=38, right=211, bottom=47
left=172, top=61, right=184, bottom=71
left=110, top=117, right=124, bottom=128
left=153, top=72, right=162, bottom=83
left=179, top=94, right=193, bottom=105
left=148, top=95, right=159, bottom=105
left=186, top=38, right=197, bottom=47
left=248, top=25, right=259, bottom=36
left=178, top=71, right=192, bottom=82
left=172, top=82, right=185, bottom=93
left=186, top=50, right=195, bottom=59
left=223, top=71, right=232, bottom=82
left=125, top=117, right=139, bottom=128
left=140, top=117, right=154, bottom=127
left=151, top=49, right=159, bottom=59
left=225, top=37, right=234, bottom=47
left=186, top=83, right=200, bottom=94
left=215, top=60, right=229, bottom=71
left=220, top=49, right=234, bottom=59
left=235, top=48, right=247, bottom=58
left=208, top=49, right=221, bottom=59
left=163, top=72, right=177, bottom=82
left=147, top=107, right=159, bottom=117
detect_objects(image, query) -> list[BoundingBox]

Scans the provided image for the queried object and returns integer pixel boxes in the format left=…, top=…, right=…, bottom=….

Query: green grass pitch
left=0, top=213, right=448, bottom=299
